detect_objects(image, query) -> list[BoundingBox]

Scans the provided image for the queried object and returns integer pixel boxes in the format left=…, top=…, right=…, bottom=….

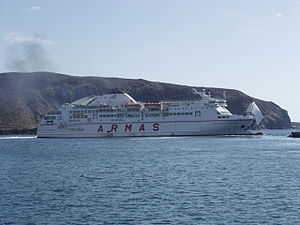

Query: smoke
left=4, top=33, right=55, bottom=72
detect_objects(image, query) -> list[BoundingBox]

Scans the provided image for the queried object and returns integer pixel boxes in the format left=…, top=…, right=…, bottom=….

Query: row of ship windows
left=46, top=113, right=229, bottom=120
left=69, top=107, right=200, bottom=114
left=171, top=107, right=198, bottom=110
left=169, top=112, right=193, bottom=116
left=70, top=109, right=118, bottom=113
left=70, top=112, right=195, bottom=119
left=70, top=109, right=161, bottom=113
left=218, top=116, right=230, bottom=119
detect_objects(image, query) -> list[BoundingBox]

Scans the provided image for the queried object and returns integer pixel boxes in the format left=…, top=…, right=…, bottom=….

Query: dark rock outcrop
left=0, top=72, right=291, bottom=132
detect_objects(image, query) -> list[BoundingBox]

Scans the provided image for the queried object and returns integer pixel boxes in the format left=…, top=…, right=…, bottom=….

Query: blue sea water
left=1, top=130, right=300, bottom=225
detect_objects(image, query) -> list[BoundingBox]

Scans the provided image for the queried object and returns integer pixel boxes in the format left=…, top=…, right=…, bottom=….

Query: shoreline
left=0, top=128, right=37, bottom=135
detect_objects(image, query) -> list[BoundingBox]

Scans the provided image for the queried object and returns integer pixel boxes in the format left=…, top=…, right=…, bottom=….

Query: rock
left=0, top=128, right=37, bottom=135
left=288, top=132, right=300, bottom=138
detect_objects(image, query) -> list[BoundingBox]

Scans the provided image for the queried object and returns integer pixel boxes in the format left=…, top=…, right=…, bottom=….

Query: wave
left=0, top=135, right=37, bottom=140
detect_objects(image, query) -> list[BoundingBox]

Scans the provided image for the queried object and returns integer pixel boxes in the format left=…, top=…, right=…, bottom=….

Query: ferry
left=37, top=89, right=263, bottom=138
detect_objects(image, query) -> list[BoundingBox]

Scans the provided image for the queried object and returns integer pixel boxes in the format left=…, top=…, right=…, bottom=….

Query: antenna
left=223, top=90, right=226, bottom=99
left=71, top=90, right=73, bottom=103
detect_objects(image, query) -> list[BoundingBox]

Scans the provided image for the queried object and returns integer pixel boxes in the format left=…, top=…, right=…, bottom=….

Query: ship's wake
left=0, top=136, right=37, bottom=140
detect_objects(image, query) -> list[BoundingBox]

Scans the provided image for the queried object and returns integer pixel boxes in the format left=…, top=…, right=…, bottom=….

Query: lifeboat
left=144, top=103, right=161, bottom=107
left=125, top=103, right=141, bottom=108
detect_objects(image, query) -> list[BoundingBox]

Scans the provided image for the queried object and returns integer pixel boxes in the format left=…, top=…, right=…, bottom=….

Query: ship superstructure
left=37, top=89, right=261, bottom=138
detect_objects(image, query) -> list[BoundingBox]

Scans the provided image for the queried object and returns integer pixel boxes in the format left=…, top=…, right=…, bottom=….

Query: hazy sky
left=0, top=0, right=299, bottom=121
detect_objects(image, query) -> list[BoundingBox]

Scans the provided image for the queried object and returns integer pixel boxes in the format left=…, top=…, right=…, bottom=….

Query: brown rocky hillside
left=0, top=72, right=291, bottom=131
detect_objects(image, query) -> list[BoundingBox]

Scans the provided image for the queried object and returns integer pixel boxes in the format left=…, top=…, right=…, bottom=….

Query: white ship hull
left=37, top=89, right=262, bottom=138
left=37, top=119, right=255, bottom=138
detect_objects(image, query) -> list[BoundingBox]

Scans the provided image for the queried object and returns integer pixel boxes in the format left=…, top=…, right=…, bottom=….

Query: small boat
left=288, top=132, right=300, bottom=138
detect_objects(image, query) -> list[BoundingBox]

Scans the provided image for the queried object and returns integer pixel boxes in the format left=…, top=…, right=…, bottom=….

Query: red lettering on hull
left=139, top=124, right=145, bottom=131
left=153, top=123, right=159, bottom=131
left=97, top=125, right=104, bottom=132
left=97, top=123, right=160, bottom=133
left=125, top=124, right=132, bottom=131
left=109, top=124, right=118, bottom=132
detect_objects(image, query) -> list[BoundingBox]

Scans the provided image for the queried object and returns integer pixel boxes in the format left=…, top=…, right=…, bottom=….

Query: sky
left=0, top=0, right=299, bottom=121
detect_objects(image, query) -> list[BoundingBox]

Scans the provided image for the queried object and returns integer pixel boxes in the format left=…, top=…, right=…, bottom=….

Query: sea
left=1, top=130, right=300, bottom=225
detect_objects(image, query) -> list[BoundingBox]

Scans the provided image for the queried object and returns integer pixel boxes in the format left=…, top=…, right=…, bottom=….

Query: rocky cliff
left=0, top=72, right=291, bottom=132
